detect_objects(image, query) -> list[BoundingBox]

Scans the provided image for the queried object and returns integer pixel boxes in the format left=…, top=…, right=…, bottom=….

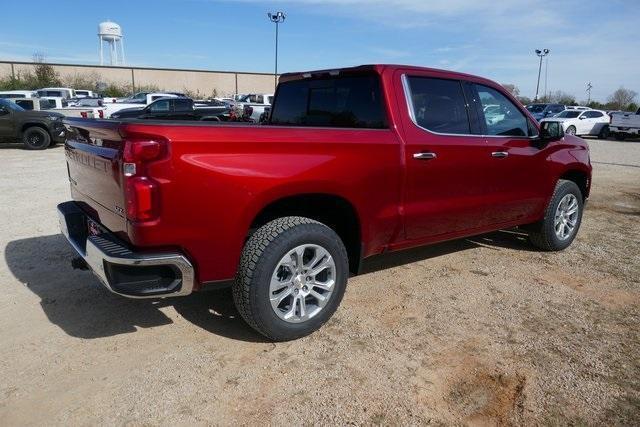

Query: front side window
left=474, top=84, right=528, bottom=136
left=556, top=110, right=581, bottom=118
left=405, top=76, right=470, bottom=134
left=270, top=74, right=387, bottom=129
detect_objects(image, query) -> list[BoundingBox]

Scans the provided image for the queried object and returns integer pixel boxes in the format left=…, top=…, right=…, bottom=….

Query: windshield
left=131, top=92, right=148, bottom=101
left=555, top=111, right=581, bottom=118
left=526, top=104, right=546, bottom=113
left=236, top=94, right=251, bottom=102
left=0, top=99, right=25, bottom=112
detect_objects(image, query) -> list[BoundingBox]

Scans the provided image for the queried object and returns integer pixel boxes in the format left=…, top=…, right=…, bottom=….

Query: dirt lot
left=0, top=138, right=638, bottom=425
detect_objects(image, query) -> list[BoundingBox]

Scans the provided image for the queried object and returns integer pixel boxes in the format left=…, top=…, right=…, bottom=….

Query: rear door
left=398, top=72, right=502, bottom=240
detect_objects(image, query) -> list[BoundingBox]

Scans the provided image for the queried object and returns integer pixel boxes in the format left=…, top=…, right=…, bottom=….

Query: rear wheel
left=565, top=125, right=576, bottom=136
left=22, top=127, right=51, bottom=150
left=597, top=125, right=610, bottom=139
left=528, top=180, right=583, bottom=251
left=233, top=216, right=348, bottom=341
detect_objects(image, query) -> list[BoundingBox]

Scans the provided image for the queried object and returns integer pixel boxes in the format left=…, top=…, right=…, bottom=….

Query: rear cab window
left=270, top=73, right=387, bottom=129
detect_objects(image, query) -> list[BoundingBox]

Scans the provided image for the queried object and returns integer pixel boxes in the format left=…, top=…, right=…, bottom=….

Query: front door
left=0, top=107, right=15, bottom=138
left=470, top=83, right=549, bottom=223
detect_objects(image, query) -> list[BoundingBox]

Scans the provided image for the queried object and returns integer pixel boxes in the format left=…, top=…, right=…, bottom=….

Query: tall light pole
left=534, top=48, right=549, bottom=102
left=586, top=82, right=593, bottom=105
left=268, top=11, right=286, bottom=90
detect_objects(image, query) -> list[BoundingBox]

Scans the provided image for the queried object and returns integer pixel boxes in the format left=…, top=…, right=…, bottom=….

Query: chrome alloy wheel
left=554, top=194, right=579, bottom=240
left=269, top=244, right=336, bottom=323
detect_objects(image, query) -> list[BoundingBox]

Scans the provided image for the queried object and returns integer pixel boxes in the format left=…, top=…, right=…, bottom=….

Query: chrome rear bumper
left=57, top=201, right=195, bottom=298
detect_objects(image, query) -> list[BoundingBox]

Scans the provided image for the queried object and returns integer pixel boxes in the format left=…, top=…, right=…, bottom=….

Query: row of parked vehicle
left=525, top=102, right=640, bottom=140
left=0, top=86, right=275, bottom=149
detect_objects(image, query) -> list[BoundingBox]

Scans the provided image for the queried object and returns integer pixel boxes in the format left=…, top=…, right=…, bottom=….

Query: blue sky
left=1, top=0, right=638, bottom=101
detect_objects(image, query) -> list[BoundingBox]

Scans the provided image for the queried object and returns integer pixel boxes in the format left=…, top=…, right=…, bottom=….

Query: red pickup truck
left=58, top=64, right=591, bottom=341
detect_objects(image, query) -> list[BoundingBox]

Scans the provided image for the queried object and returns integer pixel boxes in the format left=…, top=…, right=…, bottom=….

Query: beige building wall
left=0, top=61, right=277, bottom=96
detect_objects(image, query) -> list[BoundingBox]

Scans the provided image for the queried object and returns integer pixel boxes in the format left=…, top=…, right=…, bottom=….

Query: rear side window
left=474, top=84, right=528, bottom=136
left=405, top=76, right=471, bottom=134
left=270, top=74, right=387, bottom=129
left=173, top=99, right=192, bottom=112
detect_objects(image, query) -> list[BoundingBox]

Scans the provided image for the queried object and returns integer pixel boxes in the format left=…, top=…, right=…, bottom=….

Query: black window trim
left=401, top=73, right=538, bottom=140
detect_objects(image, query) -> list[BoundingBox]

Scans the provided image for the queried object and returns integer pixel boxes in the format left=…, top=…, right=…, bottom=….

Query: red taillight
left=81, top=111, right=88, bottom=118
left=123, top=140, right=166, bottom=222
left=98, top=109, right=104, bottom=119
left=125, top=177, right=158, bottom=221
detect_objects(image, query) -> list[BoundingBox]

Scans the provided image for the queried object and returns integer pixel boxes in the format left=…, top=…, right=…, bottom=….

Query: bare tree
left=32, top=53, right=61, bottom=87
left=608, top=87, right=637, bottom=110
left=501, top=83, right=520, bottom=97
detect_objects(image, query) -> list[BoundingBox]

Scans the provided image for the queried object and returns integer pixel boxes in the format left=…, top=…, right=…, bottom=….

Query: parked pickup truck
left=236, top=93, right=274, bottom=122
left=110, top=97, right=230, bottom=121
left=58, top=64, right=591, bottom=341
left=0, top=99, right=66, bottom=149
left=103, top=93, right=180, bottom=118
left=609, top=108, right=640, bottom=140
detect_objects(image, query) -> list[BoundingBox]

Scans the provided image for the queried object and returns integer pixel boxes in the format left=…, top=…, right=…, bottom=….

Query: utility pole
left=534, top=48, right=549, bottom=102
left=586, top=82, right=593, bottom=105
left=268, top=11, right=286, bottom=91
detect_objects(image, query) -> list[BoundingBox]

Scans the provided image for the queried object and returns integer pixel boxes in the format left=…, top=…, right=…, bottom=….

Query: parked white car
left=541, top=109, right=610, bottom=138
left=36, top=87, right=76, bottom=99
left=609, top=108, right=640, bottom=140
left=0, top=90, right=38, bottom=99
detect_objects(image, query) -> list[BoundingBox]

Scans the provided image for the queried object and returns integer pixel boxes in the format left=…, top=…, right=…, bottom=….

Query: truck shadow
left=5, top=229, right=534, bottom=341
left=4, top=234, right=267, bottom=342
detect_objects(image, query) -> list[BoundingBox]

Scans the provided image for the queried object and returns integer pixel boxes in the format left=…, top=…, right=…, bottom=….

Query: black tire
left=528, top=180, right=583, bottom=251
left=22, top=127, right=51, bottom=150
left=614, top=133, right=626, bottom=141
left=233, top=216, right=348, bottom=341
left=597, top=125, right=610, bottom=140
left=565, top=125, right=576, bottom=136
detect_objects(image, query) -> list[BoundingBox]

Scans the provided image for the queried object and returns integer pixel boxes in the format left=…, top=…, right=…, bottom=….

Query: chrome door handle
left=491, top=151, right=509, bottom=158
left=413, top=152, right=437, bottom=160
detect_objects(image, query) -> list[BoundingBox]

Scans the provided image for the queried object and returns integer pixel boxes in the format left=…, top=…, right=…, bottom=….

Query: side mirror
left=540, top=121, right=564, bottom=141
left=578, top=116, right=585, bottom=120
left=0, top=107, right=9, bottom=116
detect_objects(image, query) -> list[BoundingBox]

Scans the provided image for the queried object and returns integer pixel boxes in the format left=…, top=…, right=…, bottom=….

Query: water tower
left=98, top=21, right=125, bottom=66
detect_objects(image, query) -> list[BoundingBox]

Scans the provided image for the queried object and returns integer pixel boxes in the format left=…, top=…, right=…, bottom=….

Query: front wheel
left=233, top=216, right=348, bottom=341
left=565, top=125, right=576, bottom=136
left=22, top=127, right=51, bottom=150
left=528, top=180, right=583, bottom=251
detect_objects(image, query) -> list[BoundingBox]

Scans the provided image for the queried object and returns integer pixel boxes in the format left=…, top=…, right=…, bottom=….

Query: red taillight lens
left=123, top=140, right=166, bottom=222
left=81, top=111, right=88, bottom=118
left=125, top=177, right=158, bottom=221
left=98, top=109, right=104, bottom=119
left=124, top=140, right=162, bottom=162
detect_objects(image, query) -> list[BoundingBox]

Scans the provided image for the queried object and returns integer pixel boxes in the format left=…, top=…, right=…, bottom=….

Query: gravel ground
left=0, top=138, right=638, bottom=425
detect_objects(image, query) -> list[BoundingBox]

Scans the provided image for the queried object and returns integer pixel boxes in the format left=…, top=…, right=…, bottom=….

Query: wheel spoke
left=310, top=256, right=333, bottom=276
left=306, top=246, right=329, bottom=270
left=309, top=289, right=328, bottom=307
left=270, top=287, right=293, bottom=307
left=312, top=278, right=335, bottom=291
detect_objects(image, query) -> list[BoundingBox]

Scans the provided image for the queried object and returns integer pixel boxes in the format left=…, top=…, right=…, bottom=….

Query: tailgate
left=63, top=118, right=127, bottom=235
